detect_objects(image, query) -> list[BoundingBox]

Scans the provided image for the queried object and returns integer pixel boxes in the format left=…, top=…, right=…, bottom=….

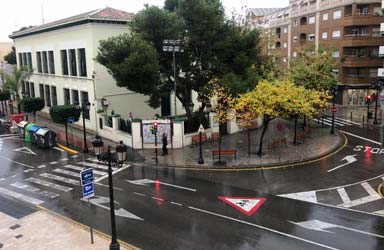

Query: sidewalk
left=137, top=118, right=344, bottom=168
left=10, top=113, right=344, bottom=169
left=0, top=209, right=137, bottom=250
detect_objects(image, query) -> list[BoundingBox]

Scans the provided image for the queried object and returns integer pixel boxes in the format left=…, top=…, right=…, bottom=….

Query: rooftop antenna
left=41, top=5, right=45, bottom=24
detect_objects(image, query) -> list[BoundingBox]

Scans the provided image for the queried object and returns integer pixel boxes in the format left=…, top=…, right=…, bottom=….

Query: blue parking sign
left=82, top=182, right=95, bottom=199
left=80, top=168, right=94, bottom=186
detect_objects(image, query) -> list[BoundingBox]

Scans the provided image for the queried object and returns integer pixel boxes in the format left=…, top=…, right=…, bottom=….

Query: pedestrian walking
left=162, top=133, right=168, bottom=155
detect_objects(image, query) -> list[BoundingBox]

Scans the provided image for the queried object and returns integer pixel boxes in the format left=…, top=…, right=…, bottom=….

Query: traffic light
left=366, top=95, right=372, bottom=103
left=153, top=122, right=158, bottom=133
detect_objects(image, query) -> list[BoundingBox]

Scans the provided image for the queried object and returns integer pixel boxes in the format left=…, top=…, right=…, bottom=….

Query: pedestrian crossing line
left=10, top=182, right=59, bottom=199
left=87, top=157, right=130, bottom=168
left=313, top=118, right=332, bottom=126
left=78, top=161, right=117, bottom=171
left=323, top=118, right=347, bottom=127
left=49, top=161, right=59, bottom=165
left=52, top=146, right=65, bottom=152
left=337, top=188, right=351, bottom=204
left=71, top=155, right=79, bottom=158
left=52, top=168, right=81, bottom=178
left=40, top=173, right=79, bottom=186
left=0, top=186, right=44, bottom=205
left=62, top=165, right=106, bottom=176
left=339, top=183, right=381, bottom=208
left=37, top=165, right=47, bottom=169
left=94, top=164, right=131, bottom=183
left=59, top=158, right=69, bottom=161
left=26, top=177, right=73, bottom=192
left=336, top=117, right=361, bottom=126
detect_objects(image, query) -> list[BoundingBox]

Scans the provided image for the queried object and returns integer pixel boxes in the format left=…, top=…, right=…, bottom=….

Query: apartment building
left=9, top=7, right=161, bottom=133
left=247, top=0, right=384, bottom=106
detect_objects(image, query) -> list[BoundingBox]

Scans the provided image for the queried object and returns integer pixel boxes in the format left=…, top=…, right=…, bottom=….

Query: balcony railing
left=344, top=33, right=370, bottom=37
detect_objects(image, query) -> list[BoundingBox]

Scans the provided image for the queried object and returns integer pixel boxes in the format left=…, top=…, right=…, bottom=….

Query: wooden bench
left=212, top=149, right=237, bottom=160
left=268, top=137, right=287, bottom=150
left=191, top=132, right=207, bottom=146
left=211, top=132, right=220, bottom=141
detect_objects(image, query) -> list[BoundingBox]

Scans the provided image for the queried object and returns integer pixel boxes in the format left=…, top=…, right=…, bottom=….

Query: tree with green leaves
left=2, top=66, right=32, bottom=114
left=49, top=105, right=80, bottom=145
left=96, top=0, right=272, bottom=119
left=282, top=48, right=337, bottom=92
left=4, top=47, right=16, bottom=65
left=21, top=97, right=45, bottom=122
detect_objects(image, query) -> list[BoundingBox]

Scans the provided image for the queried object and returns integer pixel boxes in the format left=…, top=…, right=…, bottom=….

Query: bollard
left=351, top=112, right=352, bottom=121
left=363, top=115, right=365, bottom=126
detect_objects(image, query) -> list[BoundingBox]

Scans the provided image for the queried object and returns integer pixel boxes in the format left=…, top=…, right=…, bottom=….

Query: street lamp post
left=366, top=95, right=372, bottom=123
left=372, top=81, right=382, bottom=125
left=162, top=39, right=183, bottom=116
left=330, top=86, right=338, bottom=134
left=81, top=102, right=91, bottom=153
left=91, top=136, right=127, bottom=250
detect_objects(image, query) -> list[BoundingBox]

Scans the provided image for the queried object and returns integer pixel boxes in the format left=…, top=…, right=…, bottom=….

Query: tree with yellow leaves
left=234, top=80, right=328, bottom=155
left=209, top=80, right=234, bottom=164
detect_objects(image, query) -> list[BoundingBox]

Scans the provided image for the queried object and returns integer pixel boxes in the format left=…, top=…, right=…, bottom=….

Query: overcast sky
left=2, top=0, right=288, bottom=42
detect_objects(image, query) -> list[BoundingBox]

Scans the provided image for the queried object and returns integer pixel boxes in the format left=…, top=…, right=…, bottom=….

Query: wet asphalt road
left=0, top=122, right=383, bottom=249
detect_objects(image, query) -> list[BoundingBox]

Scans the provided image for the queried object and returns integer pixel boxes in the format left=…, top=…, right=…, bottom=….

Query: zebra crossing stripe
left=49, top=161, right=59, bottom=165
left=71, top=155, right=79, bottom=158
left=0, top=186, right=44, bottom=205
left=78, top=161, right=117, bottom=171
left=11, top=182, right=59, bottom=199
left=40, top=173, right=79, bottom=185
left=340, top=183, right=381, bottom=208
left=335, top=117, right=361, bottom=126
left=62, top=165, right=106, bottom=176
left=26, top=177, right=73, bottom=192
left=53, top=168, right=81, bottom=178
left=322, top=118, right=346, bottom=127
left=337, top=188, right=351, bottom=204
left=313, top=118, right=332, bottom=126
left=59, top=158, right=69, bottom=162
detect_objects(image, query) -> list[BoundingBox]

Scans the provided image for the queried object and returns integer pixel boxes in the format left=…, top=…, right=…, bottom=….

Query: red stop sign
left=331, top=106, right=337, bottom=113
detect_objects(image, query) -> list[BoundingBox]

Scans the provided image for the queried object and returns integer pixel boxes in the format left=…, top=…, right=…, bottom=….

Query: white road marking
left=23, top=169, right=34, bottom=173
left=188, top=206, right=339, bottom=250
left=71, top=155, right=79, bottom=158
left=94, top=164, right=131, bottom=183
left=336, top=117, right=361, bottom=126
left=152, top=197, right=164, bottom=201
left=11, top=182, right=59, bottom=199
left=0, top=134, right=19, bottom=137
left=53, top=168, right=81, bottom=178
left=340, top=183, right=381, bottom=208
left=59, top=158, right=69, bottom=161
left=126, top=178, right=196, bottom=192
left=13, top=147, right=37, bottom=155
left=26, top=177, right=73, bottom=192
left=133, top=192, right=146, bottom=197
left=93, top=182, right=123, bottom=191
left=52, top=147, right=65, bottom=152
left=323, top=118, right=346, bottom=127
left=40, top=173, right=79, bottom=185
left=0, top=155, right=34, bottom=168
left=313, top=118, right=332, bottom=126
left=0, top=178, right=5, bottom=182
left=62, top=165, right=106, bottom=176
left=37, top=165, right=47, bottom=169
left=340, top=130, right=381, bottom=145
left=279, top=191, right=317, bottom=203
left=49, top=161, right=59, bottom=165
left=78, top=161, right=117, bottom=171
left=170, top=202, right=183, bottom=206
left=336, top=188, right=351, bottom=204
left=373, top=210, right=384, bottom=216
left=327, top=155, right=358, bottom=173
left=0, top=186, right=44, bottom=205
left=11, top=175, right=16, bottom=178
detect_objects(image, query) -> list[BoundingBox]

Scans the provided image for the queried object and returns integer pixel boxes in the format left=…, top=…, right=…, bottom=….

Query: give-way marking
left=81, top=196, right=143, bottom=220
left=327, top=155, right=357, bottom=173
left=291, top=219, right=384, bottom=239
left=127, top=179, right=196, bottom=192
left=218, top=196, right=265, bottom=216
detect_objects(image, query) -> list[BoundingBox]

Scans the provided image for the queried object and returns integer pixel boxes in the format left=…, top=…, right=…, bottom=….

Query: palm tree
left=3, top=66, right=32, bottom=114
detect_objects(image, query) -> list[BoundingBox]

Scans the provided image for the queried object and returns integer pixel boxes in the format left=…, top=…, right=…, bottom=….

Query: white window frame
left=332, top=30, right=341, bottom=39
left=322, top=32, right=328, bottom=39
left=293, top=51, right=298, bottom=57
left=309, top=16, right=315, bottom=24
left=323, top=12, right=328, bottom=21
left=294, top=19, right=298, bottom=27
left=333, top=10, right=341, bottom=19
left=283, top=27, right=288, bottom=34
left=308, top=34, right=315, bottom=41
left=293, top=36, right=298, bottom=43
left=332, top=50, right=340, bottom=58
left=283, top=42, right=287, bottom=48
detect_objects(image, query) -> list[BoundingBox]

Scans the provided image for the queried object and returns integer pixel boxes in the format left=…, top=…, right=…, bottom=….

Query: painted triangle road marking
left=278, top=191, right=318, bottom=203
left=13, top=147, right=37, bottom=155
left=218, top=196, right=266, bottom=216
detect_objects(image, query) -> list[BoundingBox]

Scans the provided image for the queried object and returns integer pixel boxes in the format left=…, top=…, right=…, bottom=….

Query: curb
left=57, top=143, right=79, bottom=154
left=36, top=205, right=141, bottom=250
left=378, top=183, right=384, bottom=199
left=131, top=131, right=347, bottom=171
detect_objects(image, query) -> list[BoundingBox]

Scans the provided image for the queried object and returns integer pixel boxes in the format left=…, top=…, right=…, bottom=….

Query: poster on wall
left=142, top=123, right=172, bottom=144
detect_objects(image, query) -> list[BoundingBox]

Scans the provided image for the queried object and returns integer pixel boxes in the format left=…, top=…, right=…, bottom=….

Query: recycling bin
left=17, top=121, right=29, bottom=138
left=28, top=125, right=45, bottom=144
left=24, top=123, right=36, bottom=142
left=36, top=128, right=57, bottom=148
